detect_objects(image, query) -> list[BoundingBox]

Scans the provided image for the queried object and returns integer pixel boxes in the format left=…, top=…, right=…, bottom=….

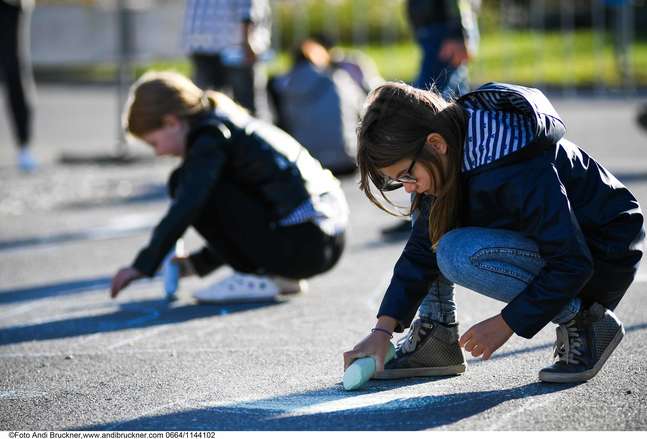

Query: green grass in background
left=75, top=30, right=647, bottom=90
left=201, top=30, right=647, bottom=88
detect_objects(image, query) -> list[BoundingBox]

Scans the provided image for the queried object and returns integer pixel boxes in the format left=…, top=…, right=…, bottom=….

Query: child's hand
left=343, top=330, right=392, bottom=372
left=110, top=266, right=143, bottom=299
left=459, top=313, right=514, bottom=360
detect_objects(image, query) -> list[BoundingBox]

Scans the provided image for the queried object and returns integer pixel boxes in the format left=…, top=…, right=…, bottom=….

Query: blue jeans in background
left=413, top=24, right=470, bottom=99
left=419, top=227, right=581, bottom=325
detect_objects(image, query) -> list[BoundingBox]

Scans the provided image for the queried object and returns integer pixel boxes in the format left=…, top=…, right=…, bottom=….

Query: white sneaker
left=272, top=276, right=308, bottom=295
left=193, top=272, right=279, bottom=304
left=17, top=149, right=37, bottom=173
left=193, top=272, right=308, bottom=304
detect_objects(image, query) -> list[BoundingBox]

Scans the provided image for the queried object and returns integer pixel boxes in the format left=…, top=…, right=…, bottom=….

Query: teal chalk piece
left=343, top=343, right=396, bottom=391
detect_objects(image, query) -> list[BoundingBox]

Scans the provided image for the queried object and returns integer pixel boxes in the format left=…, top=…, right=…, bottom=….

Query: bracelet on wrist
left=371, top=327, right=393, bottom=338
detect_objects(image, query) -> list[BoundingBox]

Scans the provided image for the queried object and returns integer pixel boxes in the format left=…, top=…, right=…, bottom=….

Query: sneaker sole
left=538, top=324, right=625, bottom=383
left=373, top=363, right=466, bottom=379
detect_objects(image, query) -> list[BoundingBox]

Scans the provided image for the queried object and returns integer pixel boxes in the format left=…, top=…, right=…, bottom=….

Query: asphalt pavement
left=1, top=85, right=647, bottom=431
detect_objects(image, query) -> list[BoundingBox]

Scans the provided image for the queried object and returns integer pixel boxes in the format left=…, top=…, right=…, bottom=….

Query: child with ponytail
left=344, top=81, right=644, bottom=383
left=111, top=71, right=348, bottom=303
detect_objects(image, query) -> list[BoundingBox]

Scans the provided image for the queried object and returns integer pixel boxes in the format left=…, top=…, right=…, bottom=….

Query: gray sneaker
left=374, top=318, right=466, bottom=379
left=539, top=303, right=625, bottom=383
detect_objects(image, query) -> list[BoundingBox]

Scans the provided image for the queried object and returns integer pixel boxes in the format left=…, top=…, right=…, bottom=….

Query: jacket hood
left=457, top=83, right=566, bottom=173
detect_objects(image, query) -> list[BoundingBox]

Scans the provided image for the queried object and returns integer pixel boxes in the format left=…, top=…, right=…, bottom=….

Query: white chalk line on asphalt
left=0, top=213, right=159, bottom=254
left=0, top=302, right=40, bottom=322
left=161, top=381, right=457, bottom=419
left=0, top=346, right=340, bottom=358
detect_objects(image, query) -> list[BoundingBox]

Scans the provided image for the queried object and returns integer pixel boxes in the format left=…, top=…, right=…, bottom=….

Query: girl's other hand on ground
left=343, top=331, right=392, bottom=372
left=110, top=266, right=143, bottom=299
left=459, top=313, right=514, bottom=360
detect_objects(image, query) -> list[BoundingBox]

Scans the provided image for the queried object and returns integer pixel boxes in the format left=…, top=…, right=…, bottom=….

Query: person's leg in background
left=227, top=63, right=271, bottom=121
left=0, top=1, right=36, bottom=172
left=414, top=24, right=470, bottom=99
left=190, top=52, right=228, bottom=93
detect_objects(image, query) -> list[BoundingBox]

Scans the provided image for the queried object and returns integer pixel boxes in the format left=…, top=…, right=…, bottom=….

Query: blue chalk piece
left=343, top=343, right=396, bottom=391
left=162, top=250, right=179, bottom=301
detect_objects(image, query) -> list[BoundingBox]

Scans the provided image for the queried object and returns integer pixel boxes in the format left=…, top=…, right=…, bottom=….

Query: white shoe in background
left=193, top=272, right=308, bottom=304
left=272, top=276, right=308, bottom=295
left=17, top=149, right=37, bottom=173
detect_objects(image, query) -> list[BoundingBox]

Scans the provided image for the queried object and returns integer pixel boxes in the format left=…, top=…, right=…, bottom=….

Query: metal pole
left=500, top=0, right=511, bottom=82
left=592, top=0, right=605, bottom=95
left=619, top=0, right=634, bottom=93
left=560, top=0, right=576, bottom=97
left=271, top=0, right=281, bottom=55
left=116, top=0, right=134, bottom=157
left=352, top=0, right=368, bottom=47
left=531, top=0, right=546, bottom=88
left=323, top=0, right=340, bottom=44
left=294, top=0, right=309, bottom=46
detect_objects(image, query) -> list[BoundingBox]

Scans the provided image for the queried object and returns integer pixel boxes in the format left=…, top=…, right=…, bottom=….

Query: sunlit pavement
left=1, top=86, right=646, bottom=430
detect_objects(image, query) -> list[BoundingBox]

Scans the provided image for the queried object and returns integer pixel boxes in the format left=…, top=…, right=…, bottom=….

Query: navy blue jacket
left=378, top=83, right=644, bottom=338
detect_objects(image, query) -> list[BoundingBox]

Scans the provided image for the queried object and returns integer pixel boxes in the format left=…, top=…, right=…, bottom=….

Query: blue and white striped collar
left=462, top=108, right=536, bottom=172
left=458, top=83, right=566, bottom=173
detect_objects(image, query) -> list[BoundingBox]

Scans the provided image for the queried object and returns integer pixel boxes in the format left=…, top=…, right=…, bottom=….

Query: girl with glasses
left=110, top=71, right=348, bottom=303
left=343, top=81, right=644, bottom=383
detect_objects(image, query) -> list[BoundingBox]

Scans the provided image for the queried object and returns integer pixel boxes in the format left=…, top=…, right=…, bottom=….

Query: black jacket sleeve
left=132, top=132, right=228, bottom=276
left=377, top=197, right=441, bottom=332
left=501, top=161, right=594, bottom=338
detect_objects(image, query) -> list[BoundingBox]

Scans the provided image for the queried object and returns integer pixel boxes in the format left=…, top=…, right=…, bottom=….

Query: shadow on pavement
left=61, top=183, right=169, bottom=210
left=0, top=298, right=283, bottom=346
left=80, top=381, right=579, bottom=431
left=615, top=171, right=647, bottom=184
left=0, top=275, right=115, bottom=305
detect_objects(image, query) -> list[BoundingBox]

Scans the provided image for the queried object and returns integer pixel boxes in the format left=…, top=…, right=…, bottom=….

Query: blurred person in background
left=1, top=0, right=36, bottom=172
left=406, top=0, right=480, bottom=99
left=268, top=36, right=369, bottom=175
left=111, top=71, right=348, bottom=304
left=308, top=33, right=384, bottom=96
left=382, top=0, right=480, bottom=236
left=182, top=0, right=271, bottom=119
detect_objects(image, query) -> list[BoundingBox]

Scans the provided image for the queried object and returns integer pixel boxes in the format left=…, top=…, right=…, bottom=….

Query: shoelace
left=553, top=319, right=584, bottom=365
left=398, top=319, right=428, bottom=354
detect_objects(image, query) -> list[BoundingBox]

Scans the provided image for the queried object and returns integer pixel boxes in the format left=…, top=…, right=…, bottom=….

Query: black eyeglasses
left=380, top=142, right=425, bottom=191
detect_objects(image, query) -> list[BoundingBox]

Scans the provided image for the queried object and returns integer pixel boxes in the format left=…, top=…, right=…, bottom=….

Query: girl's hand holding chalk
left=343, top=320, right=397, bottom=390
left=343, top=342, right=396, bottom=390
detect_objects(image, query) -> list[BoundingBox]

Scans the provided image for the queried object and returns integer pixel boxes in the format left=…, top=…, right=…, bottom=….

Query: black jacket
left=132, top=110, right=342, bottom=277
left=378, top=83, right=644, bottom=338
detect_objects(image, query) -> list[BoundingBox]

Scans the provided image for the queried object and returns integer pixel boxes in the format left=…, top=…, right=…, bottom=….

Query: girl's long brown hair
left=357, top=82, right=467, bottom=248
left=123, top=70, right=246, bottom=138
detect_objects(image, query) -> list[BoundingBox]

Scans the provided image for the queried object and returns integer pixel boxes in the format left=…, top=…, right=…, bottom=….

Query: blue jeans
left=419, top=227, right=581, bottom=325
left=413, top=24, right=470, bottom=99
